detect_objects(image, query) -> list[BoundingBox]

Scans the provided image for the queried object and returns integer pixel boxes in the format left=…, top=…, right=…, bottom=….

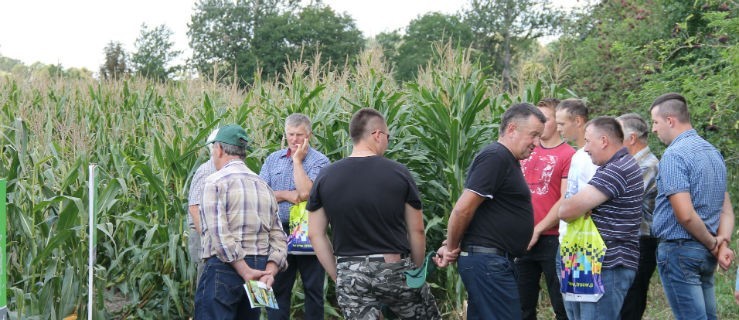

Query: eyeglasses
left=373, top=130, right=391, bottom=141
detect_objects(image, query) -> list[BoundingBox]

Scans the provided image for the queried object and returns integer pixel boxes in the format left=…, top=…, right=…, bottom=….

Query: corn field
left=1, top=45, right=736, bottom=319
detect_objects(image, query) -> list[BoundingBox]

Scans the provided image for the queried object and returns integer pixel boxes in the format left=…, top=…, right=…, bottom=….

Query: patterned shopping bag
left=559, top=215, right=606, bottom=302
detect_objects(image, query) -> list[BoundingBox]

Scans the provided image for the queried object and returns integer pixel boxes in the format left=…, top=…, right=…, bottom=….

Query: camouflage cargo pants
left=336, top=258, right=441, bottom=320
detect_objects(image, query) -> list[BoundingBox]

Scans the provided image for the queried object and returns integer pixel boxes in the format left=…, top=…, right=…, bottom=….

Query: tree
left=100, top=41, right=128, bottom=80
left=287, top=5, right=363, bottom=70
left=555, top=0, right=681, bottom=114
left=394, top=12, right=474, bottom=81
left=374, top=30, right=402, bottom=64
left=464, top=0, right=562, bottom=91
left=187, top=0, right=297, bottom=85
left=188, top=1, right=361, bottom=85
left=131, top=24, right=182, bottom=82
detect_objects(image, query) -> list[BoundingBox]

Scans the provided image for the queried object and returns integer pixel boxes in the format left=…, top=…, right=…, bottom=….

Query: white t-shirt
left=558, top=148, right=599, bottom=242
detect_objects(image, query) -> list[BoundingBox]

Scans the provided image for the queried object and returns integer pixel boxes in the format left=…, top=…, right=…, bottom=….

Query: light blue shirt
left=259, top=147, right=330, bottom=223
left=652, top=129, right=726, bottom=240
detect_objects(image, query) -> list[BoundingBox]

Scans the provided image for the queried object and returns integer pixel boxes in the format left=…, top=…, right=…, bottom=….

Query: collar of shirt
left=223, top=159, right=245, bottom=170
left=604, top=147, right=630, bottom=165
left=669, top=129, right=698, bottom=147
left=633, top=146, right=652, bottom=162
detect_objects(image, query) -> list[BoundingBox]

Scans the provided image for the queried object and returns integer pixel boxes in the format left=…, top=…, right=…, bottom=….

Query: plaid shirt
left=259, top=147, right=330, bottom=223
left=200, top=159, right=287, bottom=269
left=187, top=159, right=216, bottom=228
left=632, top=147, right=659, bottom=237
left=652, top=129, right=727, bottom=240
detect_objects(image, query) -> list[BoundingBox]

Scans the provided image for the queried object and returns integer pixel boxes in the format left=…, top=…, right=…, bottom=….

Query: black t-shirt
left=461, top=142, right=534, bottom=257
left=306, top=156, right=422, bottom=256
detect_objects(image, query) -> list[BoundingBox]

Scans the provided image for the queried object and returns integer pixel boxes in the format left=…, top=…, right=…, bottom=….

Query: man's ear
left=575, top=116, right=586, bottom=128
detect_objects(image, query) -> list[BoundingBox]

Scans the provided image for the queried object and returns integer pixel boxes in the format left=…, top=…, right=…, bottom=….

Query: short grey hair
left=617, top=113, right=649, bottom=143
left=216, top=142, right=246, bottom=159
left=285, top=113, right=312, bottom=132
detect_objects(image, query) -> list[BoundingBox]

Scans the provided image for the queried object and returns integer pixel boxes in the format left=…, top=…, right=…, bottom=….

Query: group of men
left=186, top=92, right=733, bottom=320
left=434, top=94, right=733, bottom=320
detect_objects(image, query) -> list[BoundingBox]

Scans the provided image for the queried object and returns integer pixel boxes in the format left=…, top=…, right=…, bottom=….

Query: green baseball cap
left=404, top=252, right=437, bottom=288
left=208, top=124, right=249, bottom=147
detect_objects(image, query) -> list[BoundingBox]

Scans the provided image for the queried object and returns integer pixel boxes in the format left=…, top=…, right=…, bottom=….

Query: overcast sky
left=0, top=0, right=586, bottom=72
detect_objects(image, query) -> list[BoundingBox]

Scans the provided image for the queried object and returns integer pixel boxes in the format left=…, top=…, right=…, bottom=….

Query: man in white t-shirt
left=554, top=99, right=598, bottom=266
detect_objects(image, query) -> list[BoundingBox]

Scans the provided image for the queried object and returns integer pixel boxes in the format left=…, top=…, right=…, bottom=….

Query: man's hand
left=715, top=240, right=734, bottom=271
left=527, top=229, right=541, bottom=251
left=433, top=245, right=461, bottom=268
left=259, top=273, right=275, bottom=288
left=291, top=138, right=309, bottom=163
left=242, top=267, right=270, bottom=282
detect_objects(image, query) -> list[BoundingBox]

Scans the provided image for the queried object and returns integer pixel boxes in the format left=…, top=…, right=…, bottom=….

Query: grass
left=529, top=266, right=738, bottom=320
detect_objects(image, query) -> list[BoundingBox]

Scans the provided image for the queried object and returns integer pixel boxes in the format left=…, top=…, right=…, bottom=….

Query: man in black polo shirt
left=434, top=103, right=546, bottom=320
left=307, top=108, right=441, bottom=319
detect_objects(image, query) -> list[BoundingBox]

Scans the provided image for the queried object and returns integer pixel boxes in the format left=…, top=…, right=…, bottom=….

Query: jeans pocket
left=215, top=269, right=243, bottom=306
left=677, top=255, right=704, bottom=285
left=484, top=256, right=513, bottom=276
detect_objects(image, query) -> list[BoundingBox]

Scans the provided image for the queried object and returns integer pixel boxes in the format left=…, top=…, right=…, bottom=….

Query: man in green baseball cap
left=196, top=123, right=288, bottom=319
left=208, top=124, right=250, bottom=150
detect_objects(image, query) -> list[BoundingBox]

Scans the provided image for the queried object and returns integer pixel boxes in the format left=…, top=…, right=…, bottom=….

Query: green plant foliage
left=131, top=23, right=182, bottom=82
left=188, top=0, right=363, bottom=86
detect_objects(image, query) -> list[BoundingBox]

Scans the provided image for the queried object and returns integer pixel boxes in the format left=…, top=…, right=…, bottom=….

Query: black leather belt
left=461, top=245, right=512, bottom=260
left=336, top=253, right=408, bottom=264
left=662, top=238, right=696, bottom=244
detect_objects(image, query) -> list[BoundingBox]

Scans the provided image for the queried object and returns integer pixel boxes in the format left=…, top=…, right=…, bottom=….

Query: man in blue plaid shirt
left=649, top=93, right=734, bottom=320
left=260, top=114, right=330, bottom=320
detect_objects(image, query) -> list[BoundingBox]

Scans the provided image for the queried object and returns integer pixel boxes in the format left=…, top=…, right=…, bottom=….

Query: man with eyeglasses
left=307, top=108, right=441, bottom=319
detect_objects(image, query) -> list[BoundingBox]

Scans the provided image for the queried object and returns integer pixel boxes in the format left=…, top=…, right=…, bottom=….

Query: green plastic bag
left=559, top=216, right=606, bottom=302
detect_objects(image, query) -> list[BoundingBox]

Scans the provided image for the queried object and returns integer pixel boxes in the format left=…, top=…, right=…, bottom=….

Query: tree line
left=94, top=0, right=564, bottom=88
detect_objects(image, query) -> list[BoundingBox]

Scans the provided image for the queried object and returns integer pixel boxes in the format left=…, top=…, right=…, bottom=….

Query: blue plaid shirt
left=652, top=129, right=727, bottom=240
left=259, top=147, right=330, bottom=223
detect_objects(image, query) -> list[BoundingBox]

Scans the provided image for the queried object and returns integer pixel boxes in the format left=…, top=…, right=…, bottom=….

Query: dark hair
left=556, top=98, right=589, bottom=121
left=537, top=98, right=560, bottom=110
left=586, top=116, right=624, bottom=144
left=217, top=141, right=246, bottom=158
left=650, top=92, right=690, bottom=123
left=500, top=103, right=546, bottom=136
left=616, top=113, right=649, bottom=143
left=349, top=108, right=385, bottom=143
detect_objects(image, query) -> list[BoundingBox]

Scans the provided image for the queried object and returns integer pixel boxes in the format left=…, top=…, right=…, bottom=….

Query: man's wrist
left=710, top=237, right=719, bottom=251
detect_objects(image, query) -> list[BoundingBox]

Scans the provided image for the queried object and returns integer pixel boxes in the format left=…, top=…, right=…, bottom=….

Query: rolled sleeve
left=658, top=153, right=690, bottom=197
left=188, top=160, right=215, bottom=206
left=266, top=199, right=288, bottom=270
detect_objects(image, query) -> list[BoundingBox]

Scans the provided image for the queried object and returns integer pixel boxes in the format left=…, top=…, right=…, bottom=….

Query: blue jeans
left=195, top=256, right=267, bottom=320
left=267, top=253, right=325, bottom=320
left=657, top=240, right=717, bottom=320
left=458, top=252, right=520, bottom=320
left=563, top=266, right=635, bottom=320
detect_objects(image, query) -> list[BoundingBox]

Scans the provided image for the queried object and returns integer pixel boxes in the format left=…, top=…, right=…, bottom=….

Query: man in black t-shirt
left=434, top=103, right=546, bottom=320
left=307, top=108, right=440, bottom=319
